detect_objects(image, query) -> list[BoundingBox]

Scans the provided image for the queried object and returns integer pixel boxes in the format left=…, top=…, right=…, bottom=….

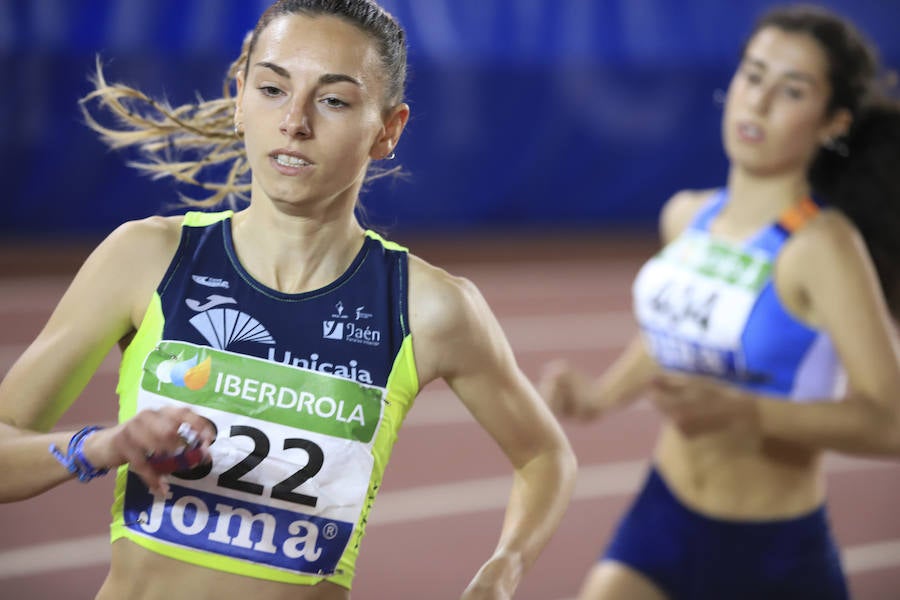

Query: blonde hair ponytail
left=79, top=34, right=253, bottom=207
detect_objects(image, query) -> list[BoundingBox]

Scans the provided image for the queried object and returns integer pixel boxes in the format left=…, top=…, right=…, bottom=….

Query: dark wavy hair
left=747, top=5, right=900, bottom=318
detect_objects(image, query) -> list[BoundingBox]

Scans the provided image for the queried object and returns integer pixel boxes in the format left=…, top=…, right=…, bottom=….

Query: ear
left=371, top=103, right=410, bottom=160
left=820, top=107, right=852, bottom=143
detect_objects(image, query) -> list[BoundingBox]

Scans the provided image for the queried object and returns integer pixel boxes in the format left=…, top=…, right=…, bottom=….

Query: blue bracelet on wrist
left=49, top=426, right=109, bottom=483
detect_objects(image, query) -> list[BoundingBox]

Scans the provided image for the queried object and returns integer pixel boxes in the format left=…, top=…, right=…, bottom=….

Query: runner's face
left=722, top=27, right=837, bottom=175
left=236, top=14, right=395, bottom=212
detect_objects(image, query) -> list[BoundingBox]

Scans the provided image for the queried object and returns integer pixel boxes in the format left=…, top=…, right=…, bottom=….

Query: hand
left=538, top=359, right=601, bottom=421
left=649, top=371, right=760, bottom=437
left=82, top=406, right=214, bottom=495
left=460, top=552, right=521, bottom=600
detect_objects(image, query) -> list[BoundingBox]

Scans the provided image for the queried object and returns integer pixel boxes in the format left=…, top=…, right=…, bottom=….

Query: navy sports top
left=111, top=211, right=420, bottom=590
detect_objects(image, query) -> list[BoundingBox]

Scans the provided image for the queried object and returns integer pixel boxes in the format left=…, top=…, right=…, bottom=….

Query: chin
left=260, top=180, right=311, bottom=202
left=732, top=157, right=798, bottom=178
left=725, top=142, right=774, bottom=174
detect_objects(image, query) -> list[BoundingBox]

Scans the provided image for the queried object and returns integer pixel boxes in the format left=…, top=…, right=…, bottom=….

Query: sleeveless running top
left=632, top=191, right=843, bottom=400
left=110, top=211, right=419, bottom=590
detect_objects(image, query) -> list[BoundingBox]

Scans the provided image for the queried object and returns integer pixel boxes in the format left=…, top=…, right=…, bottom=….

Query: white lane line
left=371, top=460, right=651, bottom=526
left=0, top=456, right=897, bottom=579
left=370, top=454, right=893, bottom=524
left=844, top=539, right=900, bottom=574
left=0, top=536, right=110, bottom=578
left=404, top=386, right=652, bottom=427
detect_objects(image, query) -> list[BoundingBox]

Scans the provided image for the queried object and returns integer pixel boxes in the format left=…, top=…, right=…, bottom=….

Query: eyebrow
left=254, top=61, right=363, bottom=88
left=744, top=57, right=819, bottom=87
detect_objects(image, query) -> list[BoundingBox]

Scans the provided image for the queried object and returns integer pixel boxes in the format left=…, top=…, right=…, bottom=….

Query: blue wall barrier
left=2, top=0, right=898, bottom=236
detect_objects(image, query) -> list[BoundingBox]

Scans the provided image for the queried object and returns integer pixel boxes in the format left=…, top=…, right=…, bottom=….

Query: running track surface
left=1, top=233, right=899, bottom=600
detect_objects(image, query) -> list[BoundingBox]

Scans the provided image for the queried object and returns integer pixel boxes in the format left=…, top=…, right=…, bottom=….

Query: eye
left=782, top=86, right=805, bottom=100
left=743, top=69, right=763, bottom=85
left=321, top=96, right=349, bottom=109
left=258, top=86, right=283, bottom=98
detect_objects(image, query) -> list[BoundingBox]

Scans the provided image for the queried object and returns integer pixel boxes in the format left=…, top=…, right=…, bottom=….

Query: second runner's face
left=722, top=26, right=836, bottom=176
left=236, top=14, right=393, bottom=211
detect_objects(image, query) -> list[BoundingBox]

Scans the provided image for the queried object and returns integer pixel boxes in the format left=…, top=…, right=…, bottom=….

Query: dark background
left=2, top=0, right=898, bottom=242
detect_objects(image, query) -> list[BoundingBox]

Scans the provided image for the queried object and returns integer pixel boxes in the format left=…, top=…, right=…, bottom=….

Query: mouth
left=269, top=150, right=314, bottom=176
left=736, top=121, right=765, bottom=143
left=273, top=153, right=312, bottom=168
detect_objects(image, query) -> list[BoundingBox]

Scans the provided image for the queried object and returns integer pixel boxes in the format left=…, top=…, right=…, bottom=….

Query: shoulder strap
left=686, top=189, right=728, bottom=232
left=182, top=210, right=234, bottom=228
left=776, top=197, right=820, bottom=234
left=364, top=229, right=409, bottom=253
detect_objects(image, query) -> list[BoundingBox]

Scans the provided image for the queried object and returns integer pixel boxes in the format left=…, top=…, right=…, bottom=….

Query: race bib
left=123, top=341, right=386, bottom=576
left=634, top=232, right=772, bottom=379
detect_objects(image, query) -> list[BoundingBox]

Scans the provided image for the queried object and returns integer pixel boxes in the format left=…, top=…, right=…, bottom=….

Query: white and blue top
left=632, top=190, right=844, bottom=400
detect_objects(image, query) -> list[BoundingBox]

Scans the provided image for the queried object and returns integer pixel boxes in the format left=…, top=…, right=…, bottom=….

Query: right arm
left=539, top=335, right=657, bottom=420
left=0, top=216, right=211, bottom=502
left=409, top=257, right=577, bottom=599
left=539, top=188, right=715, bottom=420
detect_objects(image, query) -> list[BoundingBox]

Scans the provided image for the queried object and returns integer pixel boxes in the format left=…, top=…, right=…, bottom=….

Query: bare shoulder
left=776, top=208, right=874, bottom=324
left=93, top=215, right=183, bottom=276
left=407, top=253, right=483, bottom=336
left=781, top=208, right=863, bottom=269
left=103, top=214, right=183, bottom=259
left=406, top=253, right=496, bottom=386
left=805, top=207, right=859, bottom=241
left=659, top=188, right=717, bottom=244
left=80, top=215, right=185, bottom=323
left=778, top=209, right=900, bottom=398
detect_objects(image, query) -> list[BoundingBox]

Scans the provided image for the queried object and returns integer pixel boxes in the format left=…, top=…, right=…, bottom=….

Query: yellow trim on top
left=183, top=210, right=234, bottom=227
left=364, top=229, right=408, bottom=253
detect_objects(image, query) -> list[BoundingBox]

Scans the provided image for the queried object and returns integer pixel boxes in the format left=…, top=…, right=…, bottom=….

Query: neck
left=230, top=200, right=366, bottom=294
left=718, top=166, right=811, bottom=237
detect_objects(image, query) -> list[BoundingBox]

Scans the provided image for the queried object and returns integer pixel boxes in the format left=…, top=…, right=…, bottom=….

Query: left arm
left=653, top=210, right=900, bottom=455
left=409, top=256, right=577, bottom=599
left=757, top=210, right=900, bottom=454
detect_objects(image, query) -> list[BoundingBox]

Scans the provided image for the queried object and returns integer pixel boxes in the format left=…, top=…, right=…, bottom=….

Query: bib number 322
left=171, top=424, right=324, bottom=508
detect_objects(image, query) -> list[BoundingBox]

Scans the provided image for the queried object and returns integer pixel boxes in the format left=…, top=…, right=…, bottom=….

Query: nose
left=746, top=83, right=774, bottom=115
left=280, top=96, right=312, bottom=139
